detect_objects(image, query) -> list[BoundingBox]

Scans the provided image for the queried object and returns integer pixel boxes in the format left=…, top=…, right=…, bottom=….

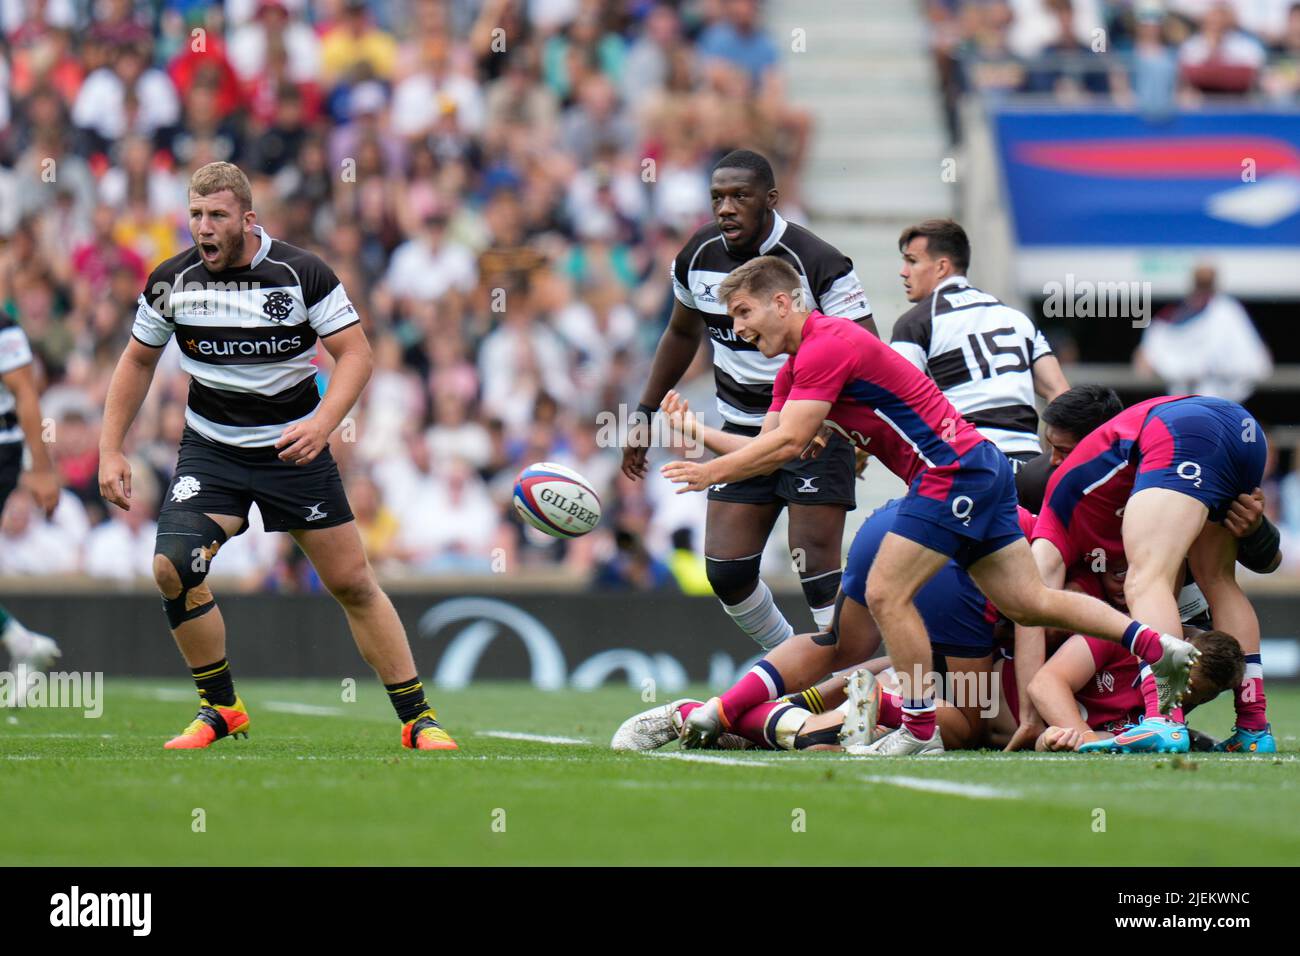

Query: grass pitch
left=1, top=680, right=1296, bottom=866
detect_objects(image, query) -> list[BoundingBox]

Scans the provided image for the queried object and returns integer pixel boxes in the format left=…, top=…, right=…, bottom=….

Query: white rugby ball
left=512, top=462, right=602, bottom=538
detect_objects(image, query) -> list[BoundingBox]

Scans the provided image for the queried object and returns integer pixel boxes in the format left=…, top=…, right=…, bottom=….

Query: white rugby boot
left=1150, top=633, right=1199, bottom=713
left=846, top=724, right=945, bottom=756
left=611, top=699, right=697, bottom=751
left=837, top=669, right=883, bottom=751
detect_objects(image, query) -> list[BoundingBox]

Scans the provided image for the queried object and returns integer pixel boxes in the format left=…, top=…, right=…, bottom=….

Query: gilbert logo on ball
left=513, top=462, right=602, bottom=538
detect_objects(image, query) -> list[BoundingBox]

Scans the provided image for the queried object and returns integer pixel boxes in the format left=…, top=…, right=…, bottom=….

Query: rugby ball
left=512, top=462, right=602, bottom=538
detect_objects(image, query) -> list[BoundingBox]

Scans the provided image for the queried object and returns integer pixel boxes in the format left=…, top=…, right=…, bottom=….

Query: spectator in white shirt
left=383, top=210, right=478, bottom=306
left=478, top=307, right=575, bottom=435
left=84, top=467, right=157, bottom=581
left=1179, top=1, right=1268, bottom=94
left=1135, top=264, right=1273, bottom=402
left=72, top=42, right=181, bottom=148
left=226, top=0, right=321, bottom=85
left=427, top=386, right=492, bottom=472
left=390, top=33, right=485, bottom=138
left=0, top=487, right=84, bottom=576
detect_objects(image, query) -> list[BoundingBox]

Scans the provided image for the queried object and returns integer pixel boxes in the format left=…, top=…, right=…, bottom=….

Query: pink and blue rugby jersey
left=770, top=310, right=986, bottom=490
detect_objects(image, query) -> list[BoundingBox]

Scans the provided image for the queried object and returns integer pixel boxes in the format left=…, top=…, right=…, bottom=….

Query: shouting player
left=1029, top=395, right=1277, bottom=752
left=660, top=256, right=1197, bottom=755
left=890, top=219, right=1068, bottom=469
left=0, top=309, right=62, bottom=673
left=97, top=162, right=456, bottom=752
left=622, top=150, right=875, bottom=648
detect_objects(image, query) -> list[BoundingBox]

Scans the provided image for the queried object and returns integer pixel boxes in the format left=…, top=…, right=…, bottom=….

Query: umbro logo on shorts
left=304, top=502, right=328, bottom=522
left=171, top=476, right=201, bottom=502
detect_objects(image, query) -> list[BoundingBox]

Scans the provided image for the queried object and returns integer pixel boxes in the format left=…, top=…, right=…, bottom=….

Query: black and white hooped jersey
left=0, top=313, right=34, bottom=446
left=132, top=226, right=359, bottom=448
left=671, top=211, right=873, bottom=427
left=890, top=275, right=1052, bottom=457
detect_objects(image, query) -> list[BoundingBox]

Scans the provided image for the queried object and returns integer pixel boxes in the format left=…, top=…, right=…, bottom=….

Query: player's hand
left=620, top=405, right=654, bottom=481
left=1005, top=715, right=1046, bottom=752
left=275, top=417, right=331, bottom=465
left=1039, top=726, right=1084, bottom=752
left=800, top=423, right=835, bottom=461
left=23, top=467, right=62, bottom=518
left=661, top=459, right=713, bottom=494
left=1223, top=487, right=1265, bottom=538
left=660, top=390, right=699, bottom=444
left=98, top=449, right=133, bottom=511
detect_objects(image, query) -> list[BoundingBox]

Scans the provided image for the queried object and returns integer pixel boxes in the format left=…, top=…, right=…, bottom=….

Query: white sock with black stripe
left=722, top=579, right=794, bottom=650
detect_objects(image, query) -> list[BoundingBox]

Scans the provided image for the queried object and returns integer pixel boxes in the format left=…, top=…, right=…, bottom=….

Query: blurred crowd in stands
left=0, top=0, right=818, bottom=591
left=3, top=0, right=1299, bottom=589
left=929, top=0, right=1300, bottom=135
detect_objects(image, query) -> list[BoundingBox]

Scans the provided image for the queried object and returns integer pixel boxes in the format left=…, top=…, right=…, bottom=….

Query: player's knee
left=153, top=512, right=227, bottom=628
left=152, top=552, right=182, bottom=599
left=326, top=567, right=380, bottom=609
left=863, top=572, right=901, bottom=618
left=996, top=585, right=1047, bottom=627
left=705, top=553, right=762, bottom=605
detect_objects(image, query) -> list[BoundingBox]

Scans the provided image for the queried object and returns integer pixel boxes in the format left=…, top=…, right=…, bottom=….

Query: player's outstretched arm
left=623, top=300, right=705, bottom=480
left=2, top=362, right=60, bottom=516
left=277, top=323, right=372, bottom=466
left=99, top=337, right=166, bottom=510
left=1031, top=353, right=1069, bottom=402
left=1005, top=538, right=1070, bottom=750
left=1026, top=635, right=1099, bottom=750
left=660, top=389, right=750, bottom=456
left=661, top=401, right=826, bottom=493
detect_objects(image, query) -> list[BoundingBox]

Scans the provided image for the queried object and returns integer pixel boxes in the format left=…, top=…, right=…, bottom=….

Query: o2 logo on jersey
left=1177, top=461, right=1203, bottom=488
left=262, top=290, right=294, bottom=323
left=951, top=495, right=975, bottom=527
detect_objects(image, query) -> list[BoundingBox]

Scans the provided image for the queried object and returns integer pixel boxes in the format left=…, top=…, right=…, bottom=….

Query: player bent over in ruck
left=661, top=256, right=1199, bottom=756
left=97, top=162, right=456, bottom=751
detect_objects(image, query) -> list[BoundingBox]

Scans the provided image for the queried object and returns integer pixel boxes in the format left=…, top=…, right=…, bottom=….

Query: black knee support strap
left=155, top=512, right=228, bottom=628
left=794, top=725, right=841, bottom=749
left=799, top=568, right=842, bottom=610
left=705, top=552, right=763, bottom=601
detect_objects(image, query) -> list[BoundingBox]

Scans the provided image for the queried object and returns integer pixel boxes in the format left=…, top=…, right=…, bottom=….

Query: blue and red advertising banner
left=994, top=108, right=1300, bottom=248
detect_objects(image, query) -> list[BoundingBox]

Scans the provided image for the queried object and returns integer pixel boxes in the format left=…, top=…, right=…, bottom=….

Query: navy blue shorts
left=842, top=498, right=998, bottom=658
left=1134, top=397, right=1267, bottom=522
left=891, top=440, right=1025, bottom=569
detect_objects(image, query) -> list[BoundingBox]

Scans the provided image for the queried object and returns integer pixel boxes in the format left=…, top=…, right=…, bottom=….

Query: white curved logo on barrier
left=418, top=597, right=697, bottom=691
left=418, top=597, right=568, bottom=690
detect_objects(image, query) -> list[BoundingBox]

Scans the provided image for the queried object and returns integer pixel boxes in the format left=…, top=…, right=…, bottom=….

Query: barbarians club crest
left=263, top=290, right=294, bottom=322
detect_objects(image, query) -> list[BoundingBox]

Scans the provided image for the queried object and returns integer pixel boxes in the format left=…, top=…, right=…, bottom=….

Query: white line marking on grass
left=477, top=731, right=590, bottom=745
left=650, top=752, right=780, bottom=768
left=262, top=701, right=347, bottom=716
left=861, top=775, right=1019, bottom=799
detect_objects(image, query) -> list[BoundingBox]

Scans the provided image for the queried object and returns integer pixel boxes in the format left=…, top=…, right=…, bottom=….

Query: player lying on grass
left=659, top=256, right=1198, bottom=755
left=1028, top=395, right=1278, bottom=753
left=1025, top=625, right=1244, bottom=753
left=611, top=494, right=1009, bottom=754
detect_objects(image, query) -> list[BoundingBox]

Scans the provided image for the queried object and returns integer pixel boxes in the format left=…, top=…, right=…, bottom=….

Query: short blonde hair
left=189, top=162, right=253, bottom=212
left=717, top=255, right=803, bottom=308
